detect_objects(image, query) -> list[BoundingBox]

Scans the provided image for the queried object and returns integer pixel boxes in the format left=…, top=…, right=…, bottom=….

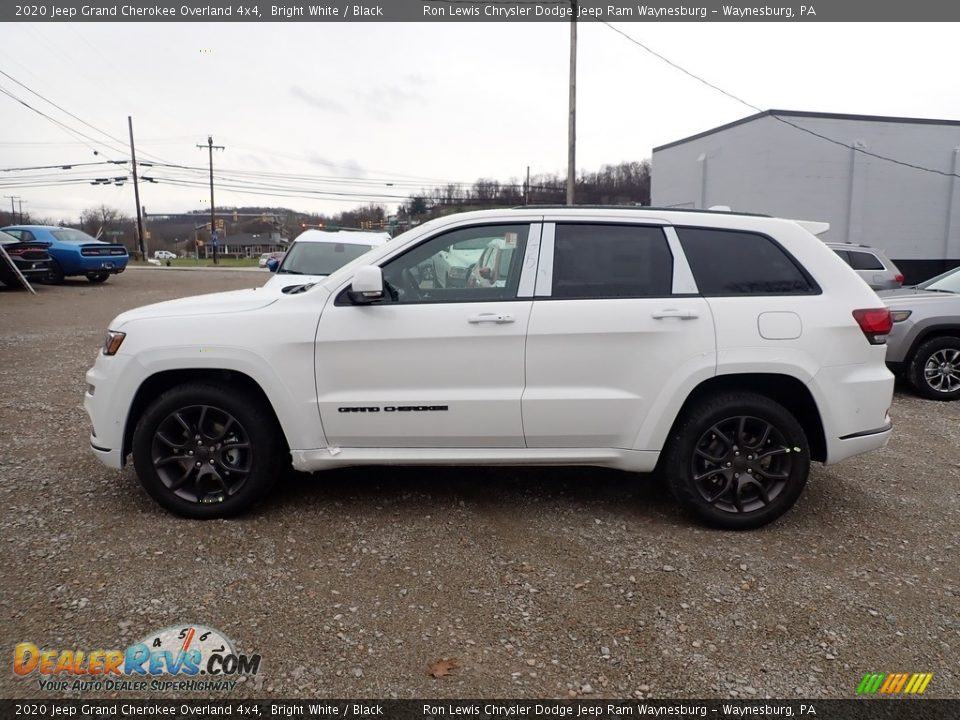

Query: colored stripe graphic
left=858, top=672, right=932, bottom=695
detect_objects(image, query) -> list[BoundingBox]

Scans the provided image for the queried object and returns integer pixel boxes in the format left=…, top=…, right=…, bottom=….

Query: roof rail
left=512, top=204, right=771, bottom=217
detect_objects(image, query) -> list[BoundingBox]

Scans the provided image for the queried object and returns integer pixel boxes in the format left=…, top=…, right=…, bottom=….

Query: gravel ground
left=1, top=269, right=958, bottom=700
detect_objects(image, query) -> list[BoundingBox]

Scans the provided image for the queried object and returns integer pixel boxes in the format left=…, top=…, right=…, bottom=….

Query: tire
left=132, top=383, right=283, bottom=518
left=86, top=272, right=109, bottom=283
left=47, top=259, right=65, bottom=285
left=907, top=336, right=960, bottom=401
left=661, top=392, right=810, bottom=530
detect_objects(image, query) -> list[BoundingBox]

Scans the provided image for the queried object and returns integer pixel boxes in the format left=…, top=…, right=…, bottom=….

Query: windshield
left=278, top=241, right=374, bottom=276
left=918, top=266, right=960, bottom=293
left=51, top=228, right=101, bottom=244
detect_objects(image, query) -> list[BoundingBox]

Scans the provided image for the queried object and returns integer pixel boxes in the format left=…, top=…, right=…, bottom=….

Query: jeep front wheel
left=132, top=383, right=282, bottom=518
left=662, top=393, right=810, bottom=530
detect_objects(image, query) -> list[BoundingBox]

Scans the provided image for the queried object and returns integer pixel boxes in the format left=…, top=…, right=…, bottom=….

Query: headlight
left=890, top=310, right=912, bottom=323
left=103, top=330, right=126, bottom=355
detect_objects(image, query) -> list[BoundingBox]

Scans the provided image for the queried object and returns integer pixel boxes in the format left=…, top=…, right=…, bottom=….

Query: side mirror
left=479, top=267, right=493, bottom=280
left=347, top=265, right=384, bottom=304
left=266, top=258, right=279, bottom=272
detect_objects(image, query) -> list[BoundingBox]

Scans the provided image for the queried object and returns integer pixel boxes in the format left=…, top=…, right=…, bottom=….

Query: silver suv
left=881, top=265, right=960, bottom=400
left=826, top=242, right=904, bottom=290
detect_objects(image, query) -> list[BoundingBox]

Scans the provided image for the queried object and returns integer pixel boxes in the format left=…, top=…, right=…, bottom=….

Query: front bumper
left=89, top=437, right=124, bottom=469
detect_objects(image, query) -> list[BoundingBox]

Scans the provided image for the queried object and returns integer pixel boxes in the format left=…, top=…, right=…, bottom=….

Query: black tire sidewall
left=132, top=383, right=281, bottom=518
left=664, top=393, right=810, bottom=530
left=48, top=260, right=64, bottom=284
left=909, top=337, right=960, bottom=401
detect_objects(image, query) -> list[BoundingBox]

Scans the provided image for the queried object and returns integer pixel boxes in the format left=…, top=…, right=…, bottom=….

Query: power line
left=0, top=69, right=130, bottom=157
left=601, top=21, right=960, bottom=180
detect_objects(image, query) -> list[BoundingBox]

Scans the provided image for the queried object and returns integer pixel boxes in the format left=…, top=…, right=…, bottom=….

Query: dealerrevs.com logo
left=14, top=625, right=261, bottom=693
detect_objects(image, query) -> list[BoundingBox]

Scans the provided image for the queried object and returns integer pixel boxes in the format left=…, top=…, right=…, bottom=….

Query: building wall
left=652, top=114, right=960, bottom=282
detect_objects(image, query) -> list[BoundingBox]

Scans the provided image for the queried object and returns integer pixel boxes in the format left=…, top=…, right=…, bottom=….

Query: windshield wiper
left=278, top=268, right=303, bottom=275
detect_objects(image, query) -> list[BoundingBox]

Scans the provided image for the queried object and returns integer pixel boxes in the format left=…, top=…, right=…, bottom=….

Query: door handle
left=467, top=313, right=515, bottom=324
left=651, top=309, right=698, bottom=320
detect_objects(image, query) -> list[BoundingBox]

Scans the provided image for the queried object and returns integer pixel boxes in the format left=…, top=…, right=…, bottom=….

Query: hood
left=110, top=288, right=279, bottom=328
left=263, top=273, right=328, bottom=290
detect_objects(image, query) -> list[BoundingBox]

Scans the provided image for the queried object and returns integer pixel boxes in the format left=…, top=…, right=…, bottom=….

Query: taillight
left=853, top=308, right=893, bottom=345
left=894, top=273, right=905, bottom=285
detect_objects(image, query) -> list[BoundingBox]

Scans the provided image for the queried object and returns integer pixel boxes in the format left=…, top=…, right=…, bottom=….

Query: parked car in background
left=263, top=230, right=388, bottom=289
left=881, top=265, right=960, bottom=400
left=466, top=236, right=519, bottom=288
left=86, top=208, right=895, bottom=529
left=1, top=225, right=128, bottom=284
left=153, top=250, right=176, bottom=260
left=826, top=242, right=904, bottom=290
left=0, top=229, right=52, bottom=286
left=432, top=234, right=493, bottom=288
left=259, top=251, right=285, bottom=269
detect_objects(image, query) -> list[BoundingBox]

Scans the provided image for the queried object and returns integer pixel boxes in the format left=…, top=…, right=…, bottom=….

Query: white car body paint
left=85, top=208, right=893, bottom=477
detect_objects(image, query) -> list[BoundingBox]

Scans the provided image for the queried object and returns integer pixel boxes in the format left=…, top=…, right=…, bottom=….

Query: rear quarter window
left=847, top=251, right=885, bottom=271
left=677, top=227, right=817, bottom=296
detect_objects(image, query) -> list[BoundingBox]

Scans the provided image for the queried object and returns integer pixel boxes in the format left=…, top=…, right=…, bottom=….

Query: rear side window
left=847, top=251, right=884, bottom=271
left=677, top=227, right=816, bottom=296
left=552, top=224, right=673, bottom=298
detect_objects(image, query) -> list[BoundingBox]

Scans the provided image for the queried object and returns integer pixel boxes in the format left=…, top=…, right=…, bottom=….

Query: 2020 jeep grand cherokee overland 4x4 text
left=84, top=208, right=895, bottom=529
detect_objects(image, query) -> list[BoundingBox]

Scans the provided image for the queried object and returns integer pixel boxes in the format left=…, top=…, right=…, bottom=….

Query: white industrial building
left=651, top=110, right=960, bottom=283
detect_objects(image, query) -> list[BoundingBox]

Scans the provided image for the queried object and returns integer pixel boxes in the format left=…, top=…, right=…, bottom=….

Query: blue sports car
left=1, top=225, right=129, bottom=284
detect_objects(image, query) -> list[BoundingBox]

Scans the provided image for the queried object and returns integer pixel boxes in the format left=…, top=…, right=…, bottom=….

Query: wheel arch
left=122, top=369, right=289, bottom=461
left=904, top=324, right=960, bottom=365
left=660, top=373, right=827, bottom=463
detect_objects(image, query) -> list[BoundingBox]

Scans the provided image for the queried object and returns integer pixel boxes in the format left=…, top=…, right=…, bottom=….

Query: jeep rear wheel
left=908, top=337, right=960, bottom=401
left=662, top=393, right=810, bottom=530
left=132, top=383, right=282, bottom=518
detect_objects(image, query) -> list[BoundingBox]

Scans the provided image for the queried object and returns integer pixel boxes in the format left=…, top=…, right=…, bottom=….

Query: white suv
left=85, top=208, right=895, bottom=529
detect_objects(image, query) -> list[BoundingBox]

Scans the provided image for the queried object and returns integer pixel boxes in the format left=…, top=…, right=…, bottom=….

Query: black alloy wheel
left=132, top=383, right=282, bottom=518
left=691, top=415, right=792, bottom=514
left=151, top=405, right=253, bottom=504
left=662, top=392, right=810, bottom=530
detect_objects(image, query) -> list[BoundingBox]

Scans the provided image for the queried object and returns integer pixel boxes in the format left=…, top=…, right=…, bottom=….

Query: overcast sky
left=2, top=21, right=959, bottom=222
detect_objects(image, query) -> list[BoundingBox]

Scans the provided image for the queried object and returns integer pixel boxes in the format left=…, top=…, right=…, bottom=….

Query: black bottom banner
left=1, top=699, right=956, bottom=720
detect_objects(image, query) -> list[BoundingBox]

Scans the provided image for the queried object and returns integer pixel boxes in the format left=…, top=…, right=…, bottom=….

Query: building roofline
left=652, top=109, right=960, bottom=153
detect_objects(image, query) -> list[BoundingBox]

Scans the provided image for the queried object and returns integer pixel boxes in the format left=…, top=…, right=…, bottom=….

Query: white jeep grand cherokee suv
left=85, top=208, right=895, bottom=529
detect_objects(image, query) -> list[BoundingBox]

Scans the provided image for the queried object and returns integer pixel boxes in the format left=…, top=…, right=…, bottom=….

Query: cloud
left=304, top=152, right=367, bottom=178
left=289, top=85, right=347, bottom=114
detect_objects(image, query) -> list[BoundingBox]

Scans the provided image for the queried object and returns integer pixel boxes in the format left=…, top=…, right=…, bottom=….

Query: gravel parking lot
left=1, top=269, right=958, bottom=700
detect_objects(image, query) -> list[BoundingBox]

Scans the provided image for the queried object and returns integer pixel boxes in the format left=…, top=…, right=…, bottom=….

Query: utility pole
left=198, top=135, right=225, bottom=264
left=567, top=3, right=577, bottom=206
left=17, top=198, right=26, bottom=223
left=4, top=195, right=19, bottom=223
left=128, top=116, right=146, bottom=259
left=525, top=166, right=531, bottom=206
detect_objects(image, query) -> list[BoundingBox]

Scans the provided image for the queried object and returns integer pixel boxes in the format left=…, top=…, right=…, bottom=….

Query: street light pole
left=198, top=135, right=225, bottom=264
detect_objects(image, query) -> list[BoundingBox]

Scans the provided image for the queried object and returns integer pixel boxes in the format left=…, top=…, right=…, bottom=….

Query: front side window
left=551, top=224, right=673, bottom=299
left=279, top=241, right=373, bottom=277
left=677, top=227, right=816, bottom=295
left=380, top=224, right=528, bottom=304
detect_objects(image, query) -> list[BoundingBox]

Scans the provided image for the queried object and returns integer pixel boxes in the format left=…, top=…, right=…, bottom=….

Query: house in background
left=651, top=109, right=960, bottom=283
left=201, top=231, right=289, bottom=259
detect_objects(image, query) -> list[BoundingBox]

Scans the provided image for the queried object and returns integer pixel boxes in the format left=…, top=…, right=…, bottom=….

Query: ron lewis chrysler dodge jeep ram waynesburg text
left=85, top=208, right=895, bottom=529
